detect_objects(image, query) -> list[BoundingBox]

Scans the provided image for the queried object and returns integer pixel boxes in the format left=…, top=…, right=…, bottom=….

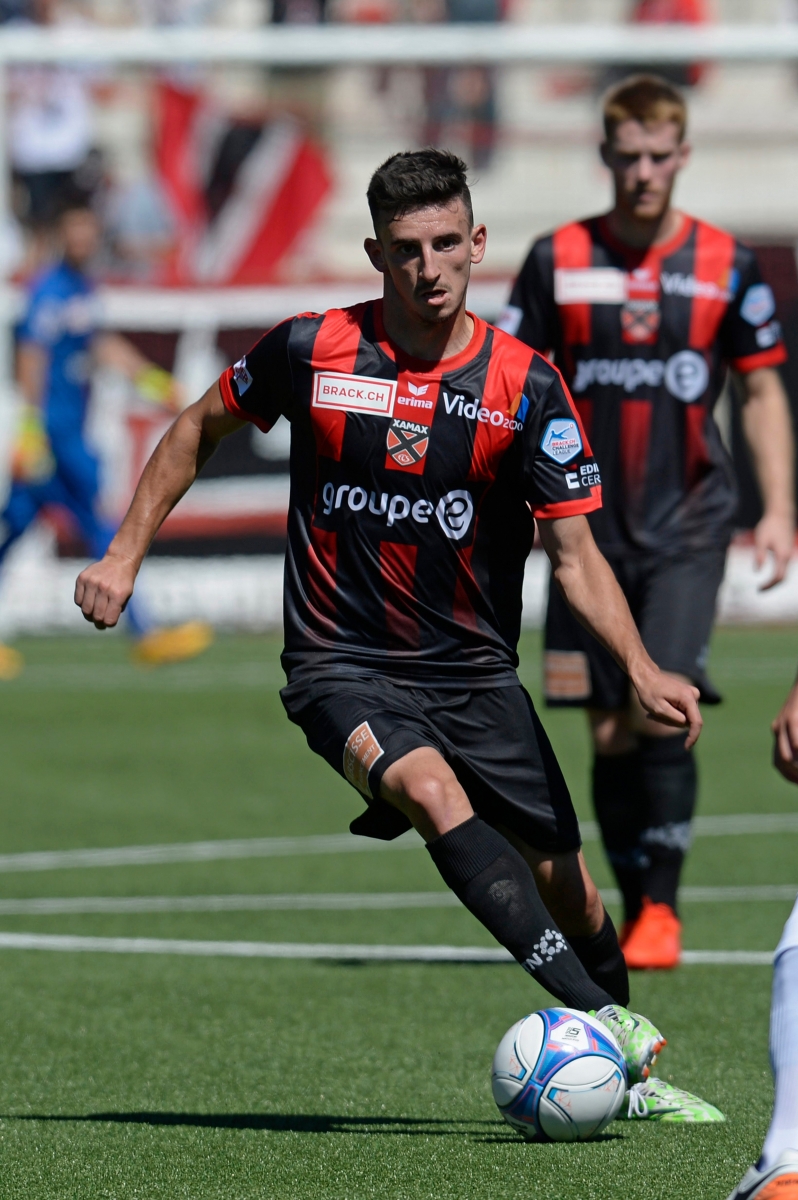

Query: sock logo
left=524, top=929, right=568, bottom=971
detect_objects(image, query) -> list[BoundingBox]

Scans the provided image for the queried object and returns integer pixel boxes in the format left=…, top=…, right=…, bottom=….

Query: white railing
left=0, top=24, right=797, bottom=66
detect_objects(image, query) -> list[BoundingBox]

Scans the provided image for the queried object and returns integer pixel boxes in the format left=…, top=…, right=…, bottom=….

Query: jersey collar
left=596, top=211, right=694, bottom=266
left=372, top=297, right=488, bottom=375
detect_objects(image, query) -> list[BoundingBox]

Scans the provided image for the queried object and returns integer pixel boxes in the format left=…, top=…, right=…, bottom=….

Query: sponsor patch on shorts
left=343, top=721, right=385, bottom=797
left=545, top=651, right=591, bottom=701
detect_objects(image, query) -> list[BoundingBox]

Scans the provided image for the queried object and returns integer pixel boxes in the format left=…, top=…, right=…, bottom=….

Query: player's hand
left=135, top=365, right=186, bottom=414
left=753, top=510, right=795, bottom=591
left=772, top=680, right=798, bottom=784
left=11, top=406, right=54, bottom=483
left=631, top=666, right=703, bottom=748
left=74, top=552, right=138, bottom=630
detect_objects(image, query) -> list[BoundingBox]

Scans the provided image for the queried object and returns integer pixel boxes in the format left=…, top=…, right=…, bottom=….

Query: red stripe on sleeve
left=620, top=398, right=653, bottom=506
left=310, top=304, right=367, bottom=462
left=468, top=329, right=534, bottom=483
left=218, top=368, right=274, bottom=433
left=684, top=405, right=712, bottom=491
left=689, top=222, right=736, bottom=350
left=380, top=541, right=420, bottom=649
left=306, top=527, right=338, bottom=639
left=532, top=487, right=602, bottom=520
left=553, top=221, right=593, bottom=346
left=731, top=345, right=788, bottom=372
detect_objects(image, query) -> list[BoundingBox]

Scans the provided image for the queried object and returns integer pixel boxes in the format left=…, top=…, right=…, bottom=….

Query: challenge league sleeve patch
left=739, top=284, right=776, bottom=327
left=540, top=418, right=584, bottom=464
left=343, top=721, right=385, bottom=797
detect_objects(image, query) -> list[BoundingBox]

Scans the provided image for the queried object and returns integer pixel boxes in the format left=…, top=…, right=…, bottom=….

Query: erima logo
left=321, top=483, right=474, bottom=540
left=407, top=382, right=428, bottom=396
left=573, top=352, right=708, bottom=403
left=540, top=418, right=583, bottom=464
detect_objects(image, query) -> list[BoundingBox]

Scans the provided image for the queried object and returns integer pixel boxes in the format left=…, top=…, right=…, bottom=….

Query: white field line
left=1, top=812, right=796, bottom=874
left=0, top=932, right=775, bottom=965
left=0, top=885, right=793, bottom=914
left=0, top=831, right=422, bottom=873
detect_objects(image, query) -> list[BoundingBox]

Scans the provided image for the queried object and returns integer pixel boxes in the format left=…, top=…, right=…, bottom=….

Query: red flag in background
left=153, top=81, right=207, bottom=283
left=153, top=82, right=332, bottom=286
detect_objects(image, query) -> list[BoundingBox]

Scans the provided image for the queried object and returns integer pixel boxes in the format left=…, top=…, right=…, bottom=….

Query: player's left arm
left=537, top=514, right=703, bottom=747
left=738, top=365, right=795, bottom=591
left=94, top=332, right=185, bottom=413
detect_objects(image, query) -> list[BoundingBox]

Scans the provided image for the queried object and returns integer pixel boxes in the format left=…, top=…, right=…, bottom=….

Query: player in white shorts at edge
left=726, top=681, right=798, bottom=1198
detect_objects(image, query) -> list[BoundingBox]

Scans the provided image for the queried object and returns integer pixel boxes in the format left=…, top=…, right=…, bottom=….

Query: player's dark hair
left=602, top=73, right=687, bottom=143
left=367, top=149, right=473, bottom=229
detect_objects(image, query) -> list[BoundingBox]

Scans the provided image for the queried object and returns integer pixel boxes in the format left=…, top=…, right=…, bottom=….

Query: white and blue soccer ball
left=491, top=1008, right=627, bottom=1141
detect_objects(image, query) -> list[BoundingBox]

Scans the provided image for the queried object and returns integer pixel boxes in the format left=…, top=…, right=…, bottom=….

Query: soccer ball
left=491, top=1007, right=627, bottom=1141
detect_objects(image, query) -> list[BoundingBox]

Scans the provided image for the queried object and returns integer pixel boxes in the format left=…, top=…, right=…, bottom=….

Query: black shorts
left=280, top=674, right=581, bottom=853
left=544, top=548, right=726, bottom=711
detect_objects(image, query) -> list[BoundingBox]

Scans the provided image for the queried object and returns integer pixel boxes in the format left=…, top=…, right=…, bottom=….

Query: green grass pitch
left=0, top=626, right=796, bottom=1198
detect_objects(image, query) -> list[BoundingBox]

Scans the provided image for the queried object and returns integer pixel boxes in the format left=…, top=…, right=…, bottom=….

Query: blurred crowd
left=0, top=0, right=712, bottom=286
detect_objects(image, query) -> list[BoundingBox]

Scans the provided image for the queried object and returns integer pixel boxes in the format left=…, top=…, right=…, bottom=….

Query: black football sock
left=426, top=815, right=613, bottom=1012
left=638, top=735, right=697, bottom=914
left=568, top=910, right=630, bottom=1007
left=592, top=751, right=646, bottom=925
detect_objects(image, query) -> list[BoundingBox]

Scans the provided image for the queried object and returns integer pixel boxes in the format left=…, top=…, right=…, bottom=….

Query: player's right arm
left=75, top=318, right=294, bottom=629
left=537, top=513, right=703, bottom=747
left=75, top=382, right=243, bottom=629
left=773, top=674, right=798, bottom=784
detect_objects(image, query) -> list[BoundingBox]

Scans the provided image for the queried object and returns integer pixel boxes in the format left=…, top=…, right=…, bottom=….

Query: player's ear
left=676, top=140, right=691, bottom=170
left=364, top=236, right=385, bottom=273
left=470, top=223, right=487, bottom=265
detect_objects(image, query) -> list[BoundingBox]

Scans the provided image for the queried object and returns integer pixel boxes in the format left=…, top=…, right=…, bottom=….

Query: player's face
left=364, top=200, right=487, bottom=325
left=60, top=209, right=101, bottom=267
left=602, top=120, right=690, bottom=221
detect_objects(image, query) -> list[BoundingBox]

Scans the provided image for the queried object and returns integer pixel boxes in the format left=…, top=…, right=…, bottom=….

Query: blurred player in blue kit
left=0, top=200, right=213, bottom=676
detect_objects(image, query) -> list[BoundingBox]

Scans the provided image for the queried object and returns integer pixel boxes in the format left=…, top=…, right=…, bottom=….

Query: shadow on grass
left=3, top=1112, right=503, bottom=1136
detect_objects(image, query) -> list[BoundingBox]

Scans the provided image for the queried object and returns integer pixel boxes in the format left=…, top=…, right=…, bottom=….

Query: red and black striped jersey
left=500, top=213, right=787, bottom=557
left=219, top=298, right=599, bottom=687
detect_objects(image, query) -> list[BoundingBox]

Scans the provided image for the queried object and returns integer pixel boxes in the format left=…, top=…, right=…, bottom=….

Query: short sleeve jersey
left=18, top=261, right=97, bottom=437
left=219, top=299, right=600, bottom=687
left=499, top=214, right=787, bottom=557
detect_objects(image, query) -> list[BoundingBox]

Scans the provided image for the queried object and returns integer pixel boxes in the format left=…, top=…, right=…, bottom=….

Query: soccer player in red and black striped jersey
left=500, top=75, right=796, bottom=970
left=75, top=149, right=722, bottom=1114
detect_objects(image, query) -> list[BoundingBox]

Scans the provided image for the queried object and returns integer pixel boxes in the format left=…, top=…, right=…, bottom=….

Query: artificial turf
left=0, top=626, right=794, bottom=1198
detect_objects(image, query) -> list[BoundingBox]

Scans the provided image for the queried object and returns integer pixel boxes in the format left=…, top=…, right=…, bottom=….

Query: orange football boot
left=758, top=1180, right=798, bottom=1199
left=622, top=897, right=682, bottom=970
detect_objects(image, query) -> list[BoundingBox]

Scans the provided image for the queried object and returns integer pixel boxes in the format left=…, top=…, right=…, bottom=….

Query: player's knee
left=403, top=772, right=457, bottom=821
left=590, top=710, right=636, bottom=756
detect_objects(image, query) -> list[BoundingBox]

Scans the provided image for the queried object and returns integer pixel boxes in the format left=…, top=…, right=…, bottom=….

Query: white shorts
left=775, top=894, right=798, bottom=961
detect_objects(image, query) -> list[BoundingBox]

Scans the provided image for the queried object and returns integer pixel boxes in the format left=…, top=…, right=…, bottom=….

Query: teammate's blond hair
left=602, top=74, right=687, bottom=143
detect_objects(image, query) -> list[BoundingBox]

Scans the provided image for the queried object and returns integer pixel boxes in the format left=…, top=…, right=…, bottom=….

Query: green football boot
left=619, top=1078, right=725, bottom=1123
left=593, top=1004, right=666, bottom=1085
